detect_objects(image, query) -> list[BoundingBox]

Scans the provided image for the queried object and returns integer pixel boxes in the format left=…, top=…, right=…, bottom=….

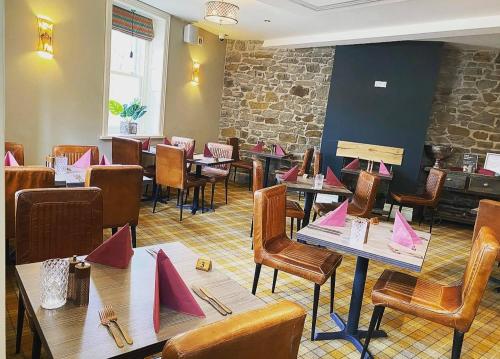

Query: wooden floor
left=6, top=182, right=500, bottom=358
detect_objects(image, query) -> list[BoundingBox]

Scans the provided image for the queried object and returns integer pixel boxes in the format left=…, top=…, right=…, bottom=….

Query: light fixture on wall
left=191, top=61, right=200, bottom=85
left=37, top=16, right=54, bottom=59
left=204, top=1, right=239, bottom=25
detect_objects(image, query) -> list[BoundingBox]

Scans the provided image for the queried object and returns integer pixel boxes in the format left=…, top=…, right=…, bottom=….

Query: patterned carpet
left=6, top=182, right=500, bottom=358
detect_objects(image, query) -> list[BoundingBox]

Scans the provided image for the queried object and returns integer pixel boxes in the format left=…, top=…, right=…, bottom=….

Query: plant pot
left=128, top=122, right=138, bottom=135
left=119, top=120, right=138, bottom=135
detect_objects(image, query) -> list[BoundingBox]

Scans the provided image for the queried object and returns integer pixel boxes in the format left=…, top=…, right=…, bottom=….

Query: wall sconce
left=191, top=61, right=200, bottom=85
left=37, top=16, right=54, bottom=59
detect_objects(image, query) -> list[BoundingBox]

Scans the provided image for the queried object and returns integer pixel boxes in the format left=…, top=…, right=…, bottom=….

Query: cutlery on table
left=98, top=309, right=124, bottom=348
left=191, top=286, right=227, bottom=316
left=145, top=248, right=158, bottom=258
left=103, top=305, right=133, bottom=345
left=199, top=287, right=232, bottom=314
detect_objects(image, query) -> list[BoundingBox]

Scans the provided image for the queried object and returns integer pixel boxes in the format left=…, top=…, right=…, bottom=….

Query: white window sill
left=100, top=134, right=165, bottom=140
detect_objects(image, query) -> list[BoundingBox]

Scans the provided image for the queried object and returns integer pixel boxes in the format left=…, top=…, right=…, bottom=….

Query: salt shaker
left=67, top=255, right=79, bottom=301
left=74, top=261, right=91, bottom=306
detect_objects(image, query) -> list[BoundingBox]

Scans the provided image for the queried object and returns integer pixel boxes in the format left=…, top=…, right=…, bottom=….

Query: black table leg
left=314, top=257, right=387, bottom=358
left=263, top=157, right=271, bottom=187
left=302, top=192, right=314, bottom=226
left=191, top=165, right=202, bottom=214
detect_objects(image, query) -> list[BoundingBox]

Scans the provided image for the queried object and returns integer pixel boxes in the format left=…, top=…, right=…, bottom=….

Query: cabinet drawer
left=468, top=176, right=500, bottom=195
left=444, top=172, right=467, bottom=190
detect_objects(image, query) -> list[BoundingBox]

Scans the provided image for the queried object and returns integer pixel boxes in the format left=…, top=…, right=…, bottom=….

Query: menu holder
left=349, top=218, right=370, bottom=245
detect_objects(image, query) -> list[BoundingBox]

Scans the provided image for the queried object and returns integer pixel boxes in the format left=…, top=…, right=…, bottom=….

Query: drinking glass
left=40, top=259, right=69, bottom=309
left=313, top=174, right=324, bottom=190
left=54, top=156, right=68, bottom=175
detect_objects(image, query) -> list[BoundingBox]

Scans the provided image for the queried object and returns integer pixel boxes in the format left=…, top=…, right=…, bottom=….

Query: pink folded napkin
left=251, top=142, right=264, bottom=152
left=153, top=249, right=205, bottom=333
left=391, top=211, right=423, bottom=249
left=142, top=138, right=151, bottom=151
left=379, top=160, right=390, bottom=176
left=4, top=151, right=19, bottom=167
left=281, top=165, right=299, bottom=182
left=86, top=224, right=134, bottom=269
left=478, top=167, right=495, bottom=176
left=275, top=144, right=286, bottom=156
left=186, top=144, right=195, bottom=159
left=325, top=167, right=343, bottom=187
left=163, top=137, right=172, bottom=146
left=99, top=154, right=111, bottom=165
left=72, top=149, right=92, bottom=169
left=319, top=199, right=348, bottom=227
left=203, top=144, right=213, bottom=158
left=343, top=158, right=360, bottom=170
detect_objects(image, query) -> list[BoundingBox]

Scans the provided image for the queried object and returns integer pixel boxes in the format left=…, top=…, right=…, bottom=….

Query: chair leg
left=297, top=219, right=301, bottom=239
left=430, top=208, right=435, bottom=233
left=250, top=218, right=254, bottom=238
left=176, top=189, right=181, bottom=206
left=330, top=273, right=335, bottom=314
left=387, top=203, right=394, bottom=220
left=152, top=185, right=160, bottom=213
left=32, top=329, right=42, bottom=359
left=290, top=218, right=294, bottom=239
left=251, top=263, right=262, bottom=295
left=201, top=186, right=205, bottom=212
left=419, top=206, right=425, bottom=226
left=375, top=306, right=385, bottom=330
left=185, top=189, right=189, bottom=204
left=111, top=228, right=117, bottom=235
left=166, top=186, right=170, bottom=201
left=248, top=169, right=252, bottom=191
left=210, top=183, right=216, bottom=210
left=225, top=178, right=229, bottom=204
left=271, top=269, right=278, bottom=293
left=398, top=204, right=403, bottom=213
left=311, top=283, right=320, bottom=341
left=361, top=306, right=385, bottom=358
left=451, top=330, right=465, bottom=359
left=179, top=190, right=184, bottom=222
left=233, top=167, right=237, bottom=182
left=15, top=294, right=25, bottom=353
left=313, top=211, right=317, bottom=221
left=131, top=225, right=137, bottom=248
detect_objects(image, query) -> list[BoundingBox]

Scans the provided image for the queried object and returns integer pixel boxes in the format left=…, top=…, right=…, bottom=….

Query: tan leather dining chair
left=276, top=147, right=315, bottom=177
left=251, top=159, right=304, bottom=239
left=313, top=150, right=322, bottom=176
left=52, top=145, right=99, bottom=165
left=5, top=167, right=55, bottom=260
left=15, top=187, right=103, bottom=356
left=153, top=144, right=207, bottom=221
left=201, top=142, right=233, bottom=209
left=5, top=142, right=25, bottom=165
left=313, top=170, right=380, bottom=221
left=388, top=168, right=447, bottom=233
left=85, top=165, right=143, bottom=247
left=472, top=199, right=500, bottom=262
left=227, top=137, right=253, bottom=190
left=361, top=226, right=499, bottom=359
left=162, top=301, right=306, bottom=359
left=112, top=137, right=142, bottom=165
left=252, top=184, right=343, bottom=340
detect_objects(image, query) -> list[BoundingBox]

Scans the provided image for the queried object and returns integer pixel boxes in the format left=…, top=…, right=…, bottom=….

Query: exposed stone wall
left=218, top=40, right=334, bottom=162
left=427, top=45, right=500, bottom=166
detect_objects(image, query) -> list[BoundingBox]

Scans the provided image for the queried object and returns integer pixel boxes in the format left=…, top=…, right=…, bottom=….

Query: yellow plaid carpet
left=6, top=182, right=500, bottom=358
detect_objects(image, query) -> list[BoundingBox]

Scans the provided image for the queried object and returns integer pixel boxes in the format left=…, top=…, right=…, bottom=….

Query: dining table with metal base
left=297, top=216, right=432, bottom=358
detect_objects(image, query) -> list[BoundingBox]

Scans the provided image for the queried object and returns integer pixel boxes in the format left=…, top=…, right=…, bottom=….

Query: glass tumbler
left=313, top=174, right=324, bottom=190
left=40, top=259, right=69, bottom=309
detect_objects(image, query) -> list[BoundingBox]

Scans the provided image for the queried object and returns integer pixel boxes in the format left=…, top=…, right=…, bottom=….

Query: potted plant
left=109, top=98, right=147, bottom=135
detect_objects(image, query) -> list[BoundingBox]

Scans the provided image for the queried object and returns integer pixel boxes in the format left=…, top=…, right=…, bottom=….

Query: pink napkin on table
left=153, top=249, right=205, bottom=333
left=72, top=149, right=92, bottom=169
left=478, top=167, right=495, bottom=176
left=379, top=160, right=390, bottom=176
left=186, top=144, right=195, bottom=159
left=163, top=137, right=172, bottom=145
left=142, top=138, right=151, bottom=151
left=4, top=151, right=19, bottom=167
left=318, top=199, right=348, bottom=227
left=281, top=165, right=299, bottom=182
left=325, top=167, right=343, bottom=187
left=203, top=144, right=213, bottom=158
left=251, top=142, right=264, bottom=152
left=391, top=211, right=423, bottom=249
left=275, top=144, right=286, bottom=156
left=86, top=224, right=134, bottom=269
left=99, top=154, right=111, bottom=165
left=343, top=158, right=360, bottom=170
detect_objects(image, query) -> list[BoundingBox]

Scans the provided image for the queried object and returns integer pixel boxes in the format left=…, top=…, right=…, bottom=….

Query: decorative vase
left=120, top=120, right=130, bottom=135
left=128, top=122, right=138, bottom=135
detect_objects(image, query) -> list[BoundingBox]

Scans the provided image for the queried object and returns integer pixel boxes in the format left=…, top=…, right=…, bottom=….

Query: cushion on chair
left=391, top=192, right=435, bottom=207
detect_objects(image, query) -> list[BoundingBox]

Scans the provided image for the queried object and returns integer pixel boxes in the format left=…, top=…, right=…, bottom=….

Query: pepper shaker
left=67, top=255, right=79, bottom=301
left=74, top=261, right=91, bottom=306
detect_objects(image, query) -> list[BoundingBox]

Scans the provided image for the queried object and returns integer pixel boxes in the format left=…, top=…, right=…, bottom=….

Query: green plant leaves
left=109, top=99, right=147, bottom=121
left=108, top=100, right=123, bottom=116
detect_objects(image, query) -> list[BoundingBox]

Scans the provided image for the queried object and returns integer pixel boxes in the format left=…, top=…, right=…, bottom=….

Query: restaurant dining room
left=1, top=0, right=500, bottom=358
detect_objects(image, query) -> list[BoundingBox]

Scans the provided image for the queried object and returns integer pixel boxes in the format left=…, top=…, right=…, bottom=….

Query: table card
left=349, top=218, right=370, bottom=245
left=54, top=156, right=68, bottom=174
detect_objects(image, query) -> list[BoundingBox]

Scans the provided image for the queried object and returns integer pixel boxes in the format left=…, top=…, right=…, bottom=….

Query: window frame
left=101, top=0, right=170, bottom=139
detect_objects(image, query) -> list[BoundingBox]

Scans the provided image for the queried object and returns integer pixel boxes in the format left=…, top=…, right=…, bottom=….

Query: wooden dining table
left=297, top=216, right=432, bottom=358
left=143, top=147, right=234, bottom=214
left=276, top=175, right=353, bottom=226
left=54, top=167, right=154, bottom=188
left=15, top=242, right=265, bottom=359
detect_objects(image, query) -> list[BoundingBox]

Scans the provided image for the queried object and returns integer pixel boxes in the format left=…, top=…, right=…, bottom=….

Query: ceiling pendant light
left=204, top=1, right=239, bottom=25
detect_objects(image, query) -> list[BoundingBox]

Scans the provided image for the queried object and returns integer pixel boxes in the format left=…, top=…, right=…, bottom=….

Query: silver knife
left=191, top=286, right=227, bottom=316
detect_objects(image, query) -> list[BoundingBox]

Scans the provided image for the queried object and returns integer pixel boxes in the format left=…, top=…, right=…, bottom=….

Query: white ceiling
left=143, top=0, right=500, bottom=48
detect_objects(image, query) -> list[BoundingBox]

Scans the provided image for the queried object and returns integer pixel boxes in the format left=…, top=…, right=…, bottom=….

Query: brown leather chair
left=312, top=170, right=380, bottom=221
left=5, top=167, right=55, bottom=259
left=251, top=159, right=305, bottom=239
left=276, top=147, right=315, bottom=177
left=388, top=168, right=447, bottom=233
left=201, top=142, right=233, bottom=209
left=313, top=150, right=322, bottom=177
left=153, top=144, right=207, bottom=221
left=252, top=184, right=343, bottom=340
left=472, top=199, right=500, bottom=262
left=5, top=142, right=25, bottom=165
left=361, top=226, right=499, bottom=359
left=112, top=136, right=155, bottom=179
left=85, top=165, right=143, bottom=247
left=162, top=301, right=306, bottom=359
left=52, top=145, right=99, bottom=165
left=15, top=187, right=103, bottom=355
left=227, top=137, right=253, bottom=191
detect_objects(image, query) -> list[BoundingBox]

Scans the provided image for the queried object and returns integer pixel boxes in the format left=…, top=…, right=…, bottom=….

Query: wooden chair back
left=52, top=145, right=99, bottom=165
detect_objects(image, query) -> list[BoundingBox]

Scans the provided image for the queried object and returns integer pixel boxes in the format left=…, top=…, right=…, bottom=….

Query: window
left=103, top=0, right=169, bottom=137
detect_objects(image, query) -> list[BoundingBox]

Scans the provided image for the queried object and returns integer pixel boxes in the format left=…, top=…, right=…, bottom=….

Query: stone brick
left=290, top=85, right=310, bottom=97
left=279, top=133, right=297, bottom=142
left=476, top=79, right=497, bottom=90
left=447, top=125, right=470, bottom=136
left=472, top=131, right=489, bottom=140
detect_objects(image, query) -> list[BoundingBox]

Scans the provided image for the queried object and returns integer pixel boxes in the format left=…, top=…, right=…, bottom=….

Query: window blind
left=112, top=5, right=154, bottom=41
